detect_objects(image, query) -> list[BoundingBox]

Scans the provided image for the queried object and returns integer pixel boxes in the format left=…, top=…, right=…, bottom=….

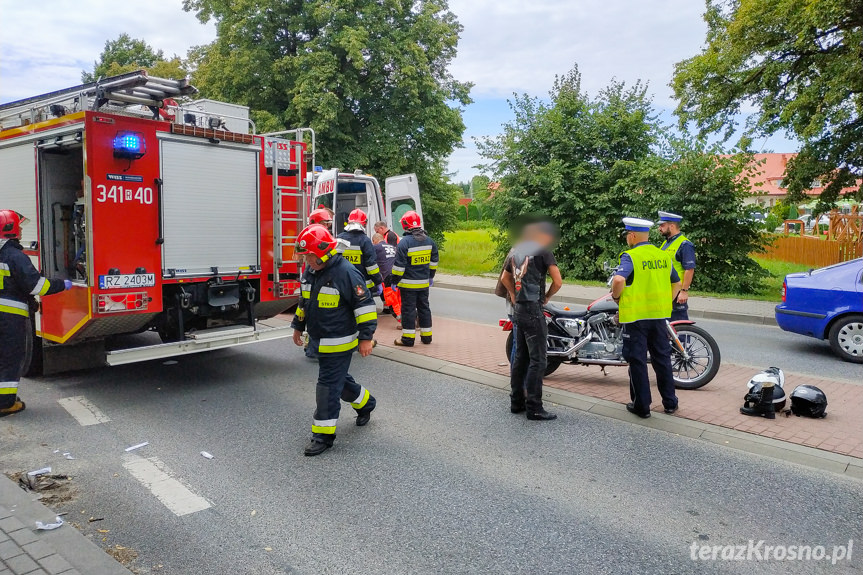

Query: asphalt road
left=2, top=340, right=862, bottom=575
left=429, top=288, right=863, bottom=383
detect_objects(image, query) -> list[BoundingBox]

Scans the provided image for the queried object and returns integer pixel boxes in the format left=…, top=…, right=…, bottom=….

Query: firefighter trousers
left=0, top=313, right=27, bottom=409
left=312, top=350, right=376, bottom=445
left=399, top=288, right=432, bottom=346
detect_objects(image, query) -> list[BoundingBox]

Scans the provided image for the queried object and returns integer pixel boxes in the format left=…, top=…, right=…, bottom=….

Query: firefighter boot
left=304, top=438, right=332, bottom=456
left=0, top=398, right=26, bottom=418
left=355, top=403, right=376, bottom=426
left=740, top=382, right=775, bottom=419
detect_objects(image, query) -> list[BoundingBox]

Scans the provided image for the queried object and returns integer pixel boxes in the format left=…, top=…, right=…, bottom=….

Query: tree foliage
left=82, top=34, right=186, bottom=82
left=480, top=64, right=767, bottom=293
left=672, top=0, right=863, bottom=212
left=479, top=67, right=660, bottom=280
left=183, top=0, right=471, bottom=242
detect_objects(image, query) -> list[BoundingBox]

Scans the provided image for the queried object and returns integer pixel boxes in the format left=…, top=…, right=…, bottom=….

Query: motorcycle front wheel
left=670, top=324, right=720, bottom=389
left=504, top=331, right=563, bottom=377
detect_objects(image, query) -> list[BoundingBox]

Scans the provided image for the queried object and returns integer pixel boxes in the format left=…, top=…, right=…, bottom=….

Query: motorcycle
left=500, top=266, right=721, bottom=390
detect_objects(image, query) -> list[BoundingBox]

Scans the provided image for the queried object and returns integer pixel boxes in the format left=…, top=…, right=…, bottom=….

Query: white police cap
left=622, top=217, right=654, bottom=232
left=658, top=211, right=683, bottom=223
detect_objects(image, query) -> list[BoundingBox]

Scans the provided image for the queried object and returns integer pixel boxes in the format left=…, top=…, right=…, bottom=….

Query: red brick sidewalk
left=376, top=315, right=863, bottom=459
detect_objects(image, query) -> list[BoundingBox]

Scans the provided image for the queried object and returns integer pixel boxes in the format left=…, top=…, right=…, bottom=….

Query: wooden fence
left=761, top=235, right=862, bottom=267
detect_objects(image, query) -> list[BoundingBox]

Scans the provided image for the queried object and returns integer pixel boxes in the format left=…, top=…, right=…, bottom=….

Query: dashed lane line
left=57, top=395, right=111, bottom=426
left=122, top=453, right=212, bottom=517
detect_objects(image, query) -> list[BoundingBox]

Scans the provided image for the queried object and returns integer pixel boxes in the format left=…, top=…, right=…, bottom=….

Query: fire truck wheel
left=22, top=317, right=44, bottom=377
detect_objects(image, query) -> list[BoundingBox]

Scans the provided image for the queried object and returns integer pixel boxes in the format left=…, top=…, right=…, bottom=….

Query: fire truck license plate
left=99, top=274, right=156, bottom=289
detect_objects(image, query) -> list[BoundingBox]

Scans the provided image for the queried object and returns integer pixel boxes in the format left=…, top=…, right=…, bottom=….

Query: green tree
left=622, top=138, right=768, bottom=293
left=672, top=0, right=863, bottom=212
left=184, top=0, right=471, bottom=243
left=82, top=34, right=186, bottom=82
left=479, top=66, right=660, bottom=280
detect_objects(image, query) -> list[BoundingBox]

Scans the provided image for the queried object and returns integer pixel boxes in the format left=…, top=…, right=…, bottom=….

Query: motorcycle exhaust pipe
left=577, top=359, right=629, bottom=366
left=546, top=335, right=592, bottom=357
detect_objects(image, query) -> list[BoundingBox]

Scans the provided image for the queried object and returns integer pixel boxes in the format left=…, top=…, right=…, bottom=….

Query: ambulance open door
left=385, top=174, right=423, bottom=235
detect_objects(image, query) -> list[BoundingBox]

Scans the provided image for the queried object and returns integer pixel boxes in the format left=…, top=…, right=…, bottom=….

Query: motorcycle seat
left=544, top=303, right=588, bottom=318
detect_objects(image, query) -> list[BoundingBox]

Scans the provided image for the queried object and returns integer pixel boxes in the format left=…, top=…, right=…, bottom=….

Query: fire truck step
left=186, top=325, right=255, bottom=340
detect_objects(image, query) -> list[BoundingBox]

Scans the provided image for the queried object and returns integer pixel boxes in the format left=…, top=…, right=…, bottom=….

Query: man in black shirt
left=374, top=221, right=399, bottom=247
left=500, top=222, right=562, bottom=421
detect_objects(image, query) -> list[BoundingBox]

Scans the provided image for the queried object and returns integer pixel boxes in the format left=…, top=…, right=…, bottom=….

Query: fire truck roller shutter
left=0, top=144, right=38, bottom=249
left=159, top=140, right=259, bottom=276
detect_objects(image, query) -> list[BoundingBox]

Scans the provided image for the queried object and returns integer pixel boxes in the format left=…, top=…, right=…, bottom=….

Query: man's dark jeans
left=510, top=301, right=548, bottom=412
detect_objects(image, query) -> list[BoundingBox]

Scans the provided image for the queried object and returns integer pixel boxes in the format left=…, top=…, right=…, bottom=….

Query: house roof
left=742, top=153, right=861, bottom=197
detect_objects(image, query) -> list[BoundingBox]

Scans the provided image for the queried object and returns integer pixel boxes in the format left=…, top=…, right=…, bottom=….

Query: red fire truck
left=0, top=71, right=314, bottom=373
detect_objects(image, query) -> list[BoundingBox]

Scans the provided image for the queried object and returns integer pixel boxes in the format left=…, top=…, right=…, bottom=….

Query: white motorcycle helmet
left=744, top=367, right=787, bottom=411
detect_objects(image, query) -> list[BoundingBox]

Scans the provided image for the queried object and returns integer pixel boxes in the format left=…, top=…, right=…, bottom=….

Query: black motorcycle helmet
left=744, top=382, right=787, bottom=412
left=789, top=385, right=828, bottom=418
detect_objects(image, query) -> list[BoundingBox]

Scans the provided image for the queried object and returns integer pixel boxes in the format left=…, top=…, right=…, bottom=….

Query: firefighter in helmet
left=391, top=210, right=438, bottom=346
left=308, top=207, right=334, bottom=228
left=338, top=209, right=382, bottom=294
left=1, top=210, right=70, bottom=417
left=291, top=223, right=378, bottom=456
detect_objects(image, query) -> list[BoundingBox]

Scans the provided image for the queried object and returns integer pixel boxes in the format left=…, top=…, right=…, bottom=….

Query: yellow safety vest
left=618, top=244, right=674, bottom=324
left=660, top=234, right=689, bottom=280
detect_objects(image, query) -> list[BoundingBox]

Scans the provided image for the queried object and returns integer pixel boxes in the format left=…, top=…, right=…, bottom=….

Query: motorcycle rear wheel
left=505, top=331, right=563, bottom=377
left=670, top=324, right=720, bottom=389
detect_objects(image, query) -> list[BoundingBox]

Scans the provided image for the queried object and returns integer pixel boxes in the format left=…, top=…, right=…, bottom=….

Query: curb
left=0, top=475, right=132, bottom=574
left=372, top=345, right=863, bottom=480
left=433, top=281, right=779, bottom=327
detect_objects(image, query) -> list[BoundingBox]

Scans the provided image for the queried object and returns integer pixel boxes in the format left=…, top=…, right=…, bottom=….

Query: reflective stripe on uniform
left=420, top=327, right=432, bottom=336
left=407, top=246, right=430, bottom=254
left=354, top=305, right=377, bottom=324
left=401, top=329, right=416, bottom=339
left=365, top=279, right=375, bottom=289
left=30, top=277, right=50, bottom=296
left=342, top=246, right=363, bottom=264
left=0, top=263, right=9, bottom=290
left=391, top=265, right=405, bottom=276
left=301, top=283, right=312, bottom=299
left=350, top=387, right=371, bottom=409
left=429, top=260, right=439, bottom=270
left=0, top=382, right=19, bottom=395
left=295, top=308, right=306, bottom=320
left=0, top=298, right=29, bottom=317
left=365, top=264, right=380, bottom=275
left=312, top=418, right=338, bottom=435
left=398, top=278, right=430, bottom=289
left=318, top=332, right=359, bottom=353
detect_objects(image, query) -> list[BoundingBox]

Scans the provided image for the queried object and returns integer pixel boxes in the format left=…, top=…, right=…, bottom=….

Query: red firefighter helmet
left=400, top=210, right=421, bottom=230
left=308, top=208, right=333, bottom=225
left=347, top=208, right=368, bottom=226
left=0, top=210, right=27, bottom=240
left=295, top=224, right=337, bottom=258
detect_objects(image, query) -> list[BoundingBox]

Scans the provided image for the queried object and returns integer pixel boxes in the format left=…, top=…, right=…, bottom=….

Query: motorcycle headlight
left=556, top=318, right=585, bottom=337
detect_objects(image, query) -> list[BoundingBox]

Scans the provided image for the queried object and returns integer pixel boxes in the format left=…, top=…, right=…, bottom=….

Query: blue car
left=775, top=258, right=863, bottom=363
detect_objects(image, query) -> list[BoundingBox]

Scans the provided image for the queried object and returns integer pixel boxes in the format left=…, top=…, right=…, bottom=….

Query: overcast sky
left=0, top=0, right=795, bottom=180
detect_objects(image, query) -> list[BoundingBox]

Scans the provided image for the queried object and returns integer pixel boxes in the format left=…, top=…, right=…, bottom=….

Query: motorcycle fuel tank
left=587, top=296, right=619, bottom=314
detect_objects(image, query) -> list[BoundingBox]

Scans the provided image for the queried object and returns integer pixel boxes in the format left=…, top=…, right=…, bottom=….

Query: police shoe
left=664, top=406, right=678, bottom=415
left=626, top=403, right=651, bottom=418
left=510, top=404, right=526, bottom=414
left=526, top=410, right=557, bottom=421
left=0, top=399, right=26, bottom=418
left=304, top=439, right=332, bottom=457
left=356, top=404, right=376, bottom=427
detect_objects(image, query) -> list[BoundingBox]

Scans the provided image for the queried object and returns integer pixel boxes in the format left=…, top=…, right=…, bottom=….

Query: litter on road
left=35, top=516, right=65, bottom=530
left=28, top=466, right=51, bottom=476
left=125, top=442, right=149, bottom=452
left=200, top=451, right=214, bottom=459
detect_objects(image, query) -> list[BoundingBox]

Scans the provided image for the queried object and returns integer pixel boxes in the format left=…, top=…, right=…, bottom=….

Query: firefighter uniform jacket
left=291, top=251, right=377, bottom=354
left=337, top=229, right=383, bottom=290
left=1, top=239, right=65, bottom=317
left=391, top=230, right=439, bottom=290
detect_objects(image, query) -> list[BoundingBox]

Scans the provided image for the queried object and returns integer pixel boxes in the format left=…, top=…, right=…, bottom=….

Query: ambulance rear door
left=385, top=173, right=423, bottom=235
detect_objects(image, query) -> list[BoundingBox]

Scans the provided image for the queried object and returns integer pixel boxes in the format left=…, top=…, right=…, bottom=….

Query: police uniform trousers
left=0, top=313, right=28, bottom=409
left=510, top=301, right=547, bottom=413
left=311, top=346, right=376, bottom=445
left=399, top=288, right=432, bottom=346
left=621, top=319, right=678, bottom=414
left=670, top=299, right=689, bottom=322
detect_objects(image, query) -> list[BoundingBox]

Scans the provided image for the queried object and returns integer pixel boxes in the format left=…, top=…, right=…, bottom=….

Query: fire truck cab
left=0, top=72, right=311, bottom=373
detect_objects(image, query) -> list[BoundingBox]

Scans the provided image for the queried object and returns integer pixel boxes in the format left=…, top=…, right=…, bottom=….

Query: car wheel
left=828, top=315, right=863, bottom=364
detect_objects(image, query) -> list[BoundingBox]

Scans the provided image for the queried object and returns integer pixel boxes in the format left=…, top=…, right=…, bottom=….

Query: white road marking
left=122, top=454, right=211, bottom=517
left=57, top=396, right=111, bottom=426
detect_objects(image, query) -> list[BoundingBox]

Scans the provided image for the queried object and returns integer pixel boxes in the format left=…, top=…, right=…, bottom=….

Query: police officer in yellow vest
left=658, top=211, right=696, bottom=321
left=611, top=217, right=682, bottom=418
